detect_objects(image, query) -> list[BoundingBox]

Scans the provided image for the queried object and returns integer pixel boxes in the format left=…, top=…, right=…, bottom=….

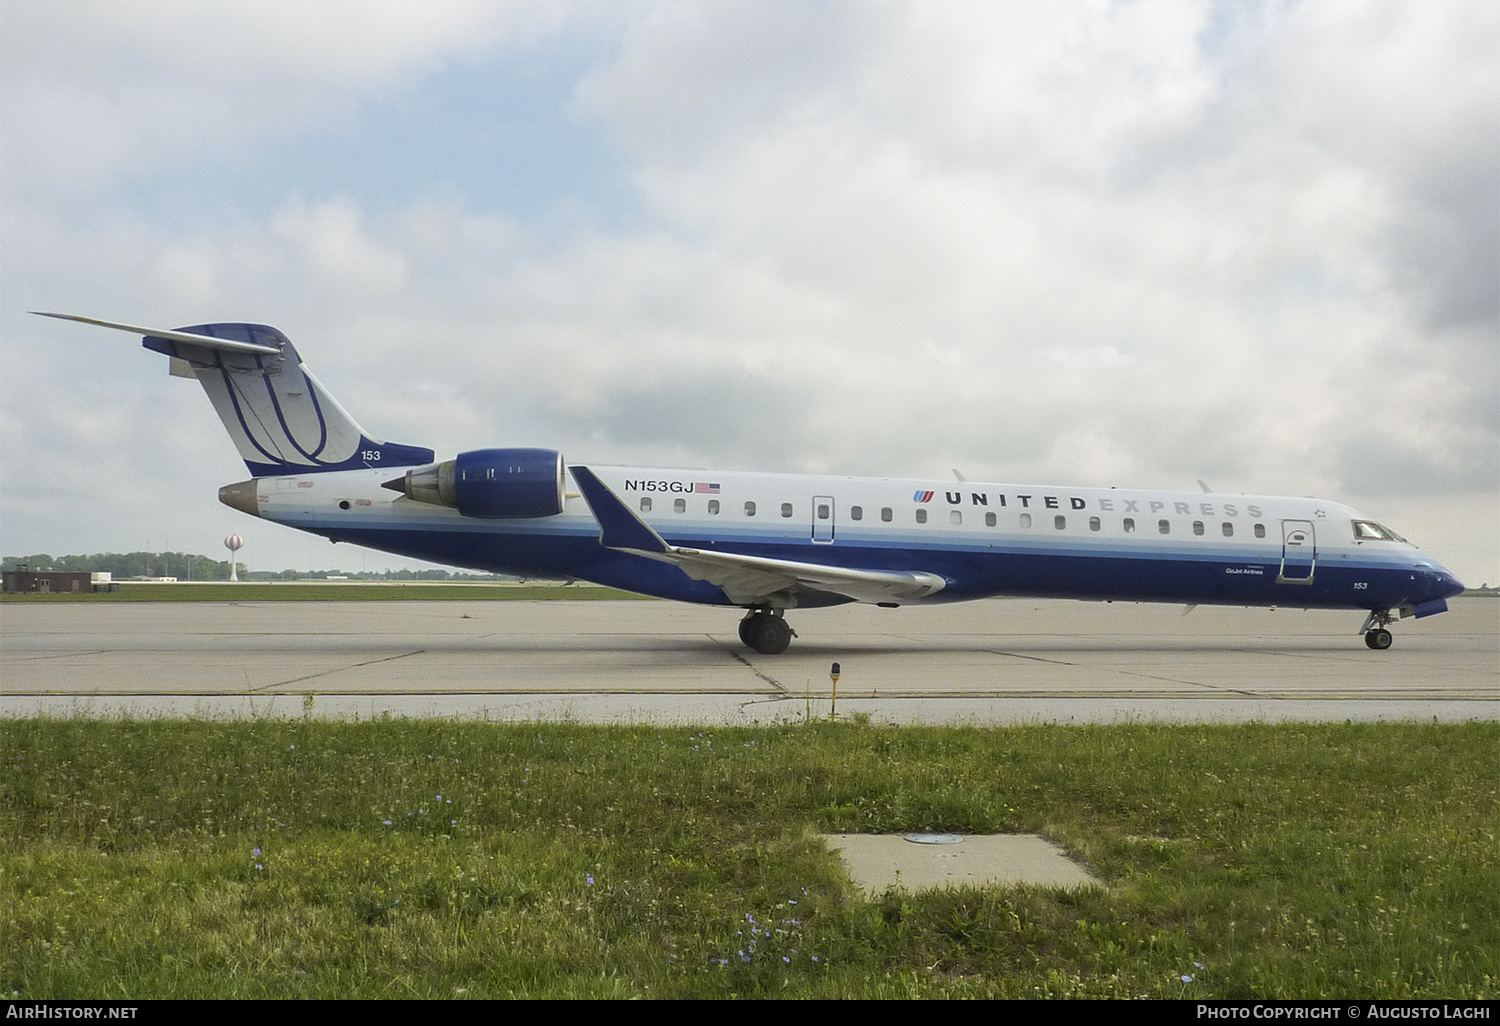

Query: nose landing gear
left=1359, top=609, right=1396, bottom=650
left=738, top=609, right=796, bottom=654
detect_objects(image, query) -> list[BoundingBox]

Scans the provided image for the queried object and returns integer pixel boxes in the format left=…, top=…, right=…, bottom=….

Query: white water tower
left=224, top=535, right=243, bottom=581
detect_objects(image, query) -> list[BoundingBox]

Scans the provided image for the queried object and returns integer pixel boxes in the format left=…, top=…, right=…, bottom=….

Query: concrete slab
left=2, top=596, right=1494, bottom=722
left=825, top=833, right=1098, bottom=892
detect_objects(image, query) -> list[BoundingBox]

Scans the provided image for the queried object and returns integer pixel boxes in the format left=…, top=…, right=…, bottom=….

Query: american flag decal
left=694, top=482, right=721, bottom=494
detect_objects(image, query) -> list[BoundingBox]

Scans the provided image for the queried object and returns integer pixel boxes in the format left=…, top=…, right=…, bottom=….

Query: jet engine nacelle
left=387, top=448, right=565, bottom=518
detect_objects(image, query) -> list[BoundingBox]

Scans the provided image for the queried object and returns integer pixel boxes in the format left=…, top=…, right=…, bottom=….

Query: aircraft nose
left=1436, top=569, right=1465, bottom=599
left=1418, top=564, right=1465, bottom=601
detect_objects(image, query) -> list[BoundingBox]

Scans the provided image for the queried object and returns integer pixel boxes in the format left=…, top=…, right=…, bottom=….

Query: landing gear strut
left=739, top=608, right=796, bottom=655
left=1359, top=609, right=1396, bottom=650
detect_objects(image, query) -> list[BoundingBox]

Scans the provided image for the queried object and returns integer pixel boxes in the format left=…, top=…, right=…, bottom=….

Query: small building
left=3, top=571, right=95, bottom=594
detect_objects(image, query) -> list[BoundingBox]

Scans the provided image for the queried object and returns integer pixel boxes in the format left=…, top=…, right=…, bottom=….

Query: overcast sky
left=2, top=1, right=1496, bottom=584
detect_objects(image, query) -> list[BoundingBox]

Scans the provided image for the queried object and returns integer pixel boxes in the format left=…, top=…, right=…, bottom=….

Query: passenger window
left=985, top=511, right=997, bottom=527
left=1221, top=522, right=1233, bottom=537
left=850, top=505, right=863, bottom=521
left=744, top=501, right=756, bottom=517
left=640, top=497, right=652, bottom=513
left=1089, top=516, right=1101, bottom=532
left=1158, top=519, right=1171, bottom=535
left=708, top=499, right=720, bottom=515
left=1054, top=515, right=1066, bottom=530
left=1192, top=521, right=1204, bottom=536
left=674, top=498, right=686, bottom=513
left=1123, top=518, right=1135, bottom=533
left=881, top=507, right=893, bottom=522
left=1020, top=513, right=1032, bottom=529
left=915, top=509, right=928, bottom=524
left=950, top=510, right=962, bottom=526
left=781, top=502, right=793, bottom=518
left=1254, top=523, right=1266, bottom=539
left=817, top=504, right=829, bottom=520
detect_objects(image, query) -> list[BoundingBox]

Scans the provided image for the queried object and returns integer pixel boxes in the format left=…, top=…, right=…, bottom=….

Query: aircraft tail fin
left=34, top=313, right=435, bottom=477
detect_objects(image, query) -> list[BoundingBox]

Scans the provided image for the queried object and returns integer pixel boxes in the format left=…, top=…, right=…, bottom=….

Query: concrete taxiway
left=1, top=597, right=1494, bottom=723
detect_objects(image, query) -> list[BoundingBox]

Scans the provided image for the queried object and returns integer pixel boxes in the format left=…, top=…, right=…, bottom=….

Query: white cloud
left=2, top=1, right=1494, bottom=583
left=0, top=0, right=574, bottom=196
left=271, top=197, right=409, bottom=294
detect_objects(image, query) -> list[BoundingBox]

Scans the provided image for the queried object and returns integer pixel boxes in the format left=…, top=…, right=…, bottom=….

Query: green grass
left=2, top=720, right=1495, bottom=998
left=0, top=582, right=651, bottom=602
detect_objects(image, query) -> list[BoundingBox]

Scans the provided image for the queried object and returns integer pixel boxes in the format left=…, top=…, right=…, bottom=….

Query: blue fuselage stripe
left=274, top=512, right=1452, bottom=612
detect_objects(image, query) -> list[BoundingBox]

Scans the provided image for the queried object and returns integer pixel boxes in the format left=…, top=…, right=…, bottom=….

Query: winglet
left=569, top=466, right=670, bottom=554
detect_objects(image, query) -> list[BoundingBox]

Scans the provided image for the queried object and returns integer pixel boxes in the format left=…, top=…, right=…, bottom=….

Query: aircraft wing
left=644, top=545, right=948, bottom=606
left=570, top=465, right=947, bottom=607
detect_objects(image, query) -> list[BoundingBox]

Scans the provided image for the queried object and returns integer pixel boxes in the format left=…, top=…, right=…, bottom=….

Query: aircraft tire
left=749, top=615, right=792, bottom=655
left=1364, top=628, right=1393, bottom=650
left=738, top=616, right=757, bottom=647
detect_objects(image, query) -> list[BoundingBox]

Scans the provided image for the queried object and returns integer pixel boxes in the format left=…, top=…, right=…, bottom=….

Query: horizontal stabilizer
left=32, top=312, right=281, bottom=355
left=35, top=312, right=434, bottom=477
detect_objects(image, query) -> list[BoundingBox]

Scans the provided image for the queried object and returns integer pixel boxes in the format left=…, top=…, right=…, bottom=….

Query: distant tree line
left=2, top=552, right=507, bottom=582
left=2, top=551, right=244, bottom=581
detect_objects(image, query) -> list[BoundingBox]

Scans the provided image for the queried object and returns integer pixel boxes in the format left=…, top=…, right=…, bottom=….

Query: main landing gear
left=739, top=608, right=796, bottom=655
left=1360, top=609, right=1396, bottom=650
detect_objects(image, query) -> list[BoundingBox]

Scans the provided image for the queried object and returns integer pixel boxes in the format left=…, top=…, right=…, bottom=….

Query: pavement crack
left=983, top=649, right=1079, bottom=666
left=251, top=649, right=426, bottom=692
left=1108, top=667, right=1263, bottom=697
left=726, top=648, right=789, bottom=694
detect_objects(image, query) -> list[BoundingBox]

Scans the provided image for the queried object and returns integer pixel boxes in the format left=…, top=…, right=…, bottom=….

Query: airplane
left=35, top=312, right=1466, bottom=654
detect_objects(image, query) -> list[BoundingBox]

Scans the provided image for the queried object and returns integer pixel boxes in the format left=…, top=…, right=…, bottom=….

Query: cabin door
left=1278, top=520, right=1316, bottom=583
left=812, top=496, right=835, bottom=544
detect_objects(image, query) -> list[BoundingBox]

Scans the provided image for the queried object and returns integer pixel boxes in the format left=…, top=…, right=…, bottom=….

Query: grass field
left=2, top=719, right=1494, bottom=999
left=0, top=581, right=651, bottom=602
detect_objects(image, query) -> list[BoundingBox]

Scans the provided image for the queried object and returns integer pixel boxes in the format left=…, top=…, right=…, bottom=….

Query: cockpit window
left=1352, top=520, right=1407, bottom=543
